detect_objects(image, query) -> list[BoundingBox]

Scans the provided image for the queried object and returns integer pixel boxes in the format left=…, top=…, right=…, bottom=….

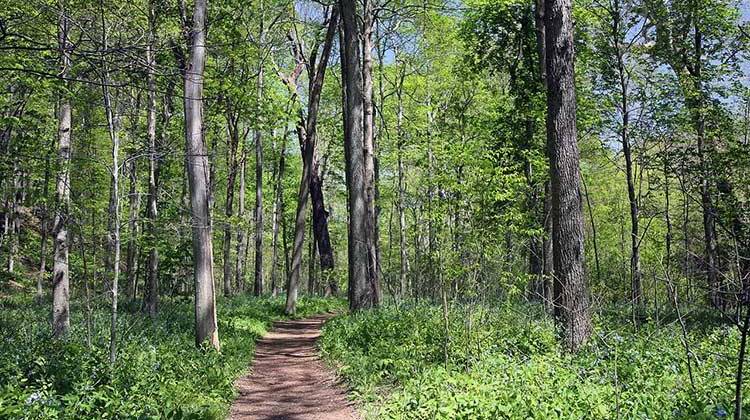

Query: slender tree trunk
left=126, top=154, right=140, bottom=302
left=270, top=132, right=287, bottom=297
left=235, top=139, right=247, bottom=292
left=101, top=3, right=122, bottom=363
left=184, top=0, right=219, bottom=350
left=362, top=0, right=381, bottom=305
left=285, top=7, right=338, bottom=314
left=100, top=3, right=121, bottom=363
left=341, top=0, right=371, bottom=311
left=254, top=66, right=265, bottom=297
left=545, top=0, right=592, bottom=350
left=308, top=214, right=316, bottom=294
left=144, top=8, right=162, bottom=316
left=51, top=5, right=72, bottom=340
left=223, top=114, right=240, bottom=297
left=38, top=145, right=52, bottom=301
left=7, top=162, right=21, bottom=273
left=610, top=0, right=642, bottom=309
left=542, top=181, right=554, bottom=313
left=396, top=66, right=408, bottom=301
left=692, top=28, right=721, bottom=309
left=310, top=155, right=335, bottom=285
left=581, top=176, right=601, bottom=282
left=286, top=130, right=313, bottom=314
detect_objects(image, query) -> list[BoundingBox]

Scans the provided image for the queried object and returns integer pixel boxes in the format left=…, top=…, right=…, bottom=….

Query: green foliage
left=321, top=304, right=745, bottom=419
left=0, top=295, right=345, bottom=419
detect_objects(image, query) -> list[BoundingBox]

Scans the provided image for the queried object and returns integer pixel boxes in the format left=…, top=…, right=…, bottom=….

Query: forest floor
left=229, top=313, right=360, bottom=420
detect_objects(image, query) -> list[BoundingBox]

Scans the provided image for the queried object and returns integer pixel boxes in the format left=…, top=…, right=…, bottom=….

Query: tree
left=51, top=3, right=73, bottom=339
left=544, top=0, right=592, bottom=350
left=283, top=5, right=339, bottom=314
left=184, top=0, right=220, bottom=350
left=341, top=0, right=373, bottom=311
left=144, top=0, right=161, bottom=317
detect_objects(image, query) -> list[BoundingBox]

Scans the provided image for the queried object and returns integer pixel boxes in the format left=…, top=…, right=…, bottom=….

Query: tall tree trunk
left=270, top=132, right=287, bottom=297
left=144, top=4, right=161, bottom=317
left=542, top=181, right=554, bottom=313
left=396, top=65, right=408, bottom=300
left=341, top=0, right=371, bottom=311
left=544, top=0, right=592, bottom=351
left=126, top=153, right=140, bottom=301
left=285, top=134, right=311, bottom=313
left=223, top=113, right=240, bottom=296
left=38, top=145, right=52, bottom=301
left=284, top=7, right=338, bottom=314
left=235, top=139, right=247, bottom=292
left=100, top=3, right=121, bottom=363
left=310, top=154, right=335, bottom=291
left=7, top=162, right=21, bottom=273
left=610, top=0, right=642, bottom=309
left=184, top=0, right=219, bottom=350
left=362, top=0, right=381, bottom=305
left=254, top=66, right=265, bottom=297
left=692, top=27, right=721, bottom=309
left=51, top=4, right=72, bottom=339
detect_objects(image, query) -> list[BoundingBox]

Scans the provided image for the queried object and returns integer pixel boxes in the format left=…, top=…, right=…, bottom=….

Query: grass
left=320, top=302, right=744, bottom=419
left=0, top=290, right=345, bottom=419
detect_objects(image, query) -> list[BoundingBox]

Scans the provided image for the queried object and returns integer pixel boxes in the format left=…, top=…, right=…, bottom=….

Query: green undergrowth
left=320, top=302, right=745, bottom=419
left=0, top=292, right=345, bottom=419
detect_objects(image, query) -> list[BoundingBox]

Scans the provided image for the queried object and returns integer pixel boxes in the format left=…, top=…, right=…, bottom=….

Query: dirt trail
left=229, top=314, right=359, bottom=420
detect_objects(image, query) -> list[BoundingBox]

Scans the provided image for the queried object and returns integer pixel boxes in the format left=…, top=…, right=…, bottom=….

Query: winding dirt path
left=229, top=314, right=359, bottom=420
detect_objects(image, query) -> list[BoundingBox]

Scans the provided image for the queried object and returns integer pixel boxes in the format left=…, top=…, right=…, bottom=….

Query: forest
left=1, top=0, right=749, bottom=418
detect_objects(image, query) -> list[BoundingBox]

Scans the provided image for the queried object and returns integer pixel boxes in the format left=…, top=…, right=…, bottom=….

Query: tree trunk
left=610, top=0, right=642, bottom=309
left=184, top=0, right=219, bottom=350
left=542, top=181, right=554, bottom=313
left=223, top=113, right=240, bottom=297
left=544, top=0, right=592, bottom=350
left=692, top=28, right=721, bottom=309
left=310, top=155, right=335, bottom=282
left=100, top=4, right=122, bottom=363
left=284, top=7, right=338, bottom=314
left=52, top=7, right=72, bottom=339
left=6, top=162, right=21, bottom=273
left=341, top=0, right=372, bottom=311
left=235, top=139, right=247, bottom=293
left=144, top=6, right=161, bottom=317
left=270, top=132, right=287, bottom=297
left=362, top=0, right=381, bottom=305
left=254, top=66, right=265, bottom=297
left=126, top=154, right=140, bottom=302
left=38, top=145, right=52, bottom=301
left=396, top=66, right=408, bottom=301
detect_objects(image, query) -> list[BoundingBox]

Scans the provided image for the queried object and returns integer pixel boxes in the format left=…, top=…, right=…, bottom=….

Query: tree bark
left=126, top=153, right=140, bottom=302
left=609, top=0, right=642, bottom=309
left=341, top=0, right=372, bottom=311
left=184, top=0, right=219, bottom=350
left=235, top=137, right=247, bottom=292
left=100, top=2, right=121, bottom=363
left=310, top=154, right=334, bottom=280
left=254, top=65, right=265, bottom=297
left=362, top=0, right=381, bottom=306
left=545, top=0, right=592, bottom=350
left=692, top=28, right=721, bottom=309
left=37, top=144, right=52, bottom=301
left=284, top=7, right=339, bottom=314
left=52, top=5, right=72, bottom=339
left=144, top=4, right=162, bottom=317
left=223, top=111, right=240, bottom=296
left=270, top=131, right=287, bottom=297
left=396, top=64, right=408, bottom=300
left=542, top=181, right=554, bottom=313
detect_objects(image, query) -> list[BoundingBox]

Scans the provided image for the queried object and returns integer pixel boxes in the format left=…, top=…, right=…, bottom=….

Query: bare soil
left=229, top=314, right=360, bottom=420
